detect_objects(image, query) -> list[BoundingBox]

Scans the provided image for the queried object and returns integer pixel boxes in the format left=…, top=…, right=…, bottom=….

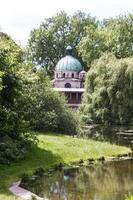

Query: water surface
left=82, top=125, right=133, bottom=146
left=25, top=160, right=133, bottom=200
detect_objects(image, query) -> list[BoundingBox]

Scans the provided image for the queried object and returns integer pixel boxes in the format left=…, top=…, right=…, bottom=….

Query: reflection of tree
left=26, top=161, right=133, bottom=200
left=83, top=125, right=133, bottom=145
left=73, top=161, right=133, bottom=200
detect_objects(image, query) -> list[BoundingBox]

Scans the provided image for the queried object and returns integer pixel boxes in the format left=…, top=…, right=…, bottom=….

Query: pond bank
left=0, top=132, right=131, bottom=200
left=10, top=157, right=133, bottom=200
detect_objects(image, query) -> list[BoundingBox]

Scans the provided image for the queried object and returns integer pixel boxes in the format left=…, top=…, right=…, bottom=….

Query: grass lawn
left=126, top=195, right=133, bottom=200
left=0, top=132, right=131, bottom=200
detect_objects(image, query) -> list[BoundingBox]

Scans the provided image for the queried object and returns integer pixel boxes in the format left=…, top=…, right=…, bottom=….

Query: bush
left=0, top=135, right=31, bottom=164
left=23, top=70, right=78, bottom=135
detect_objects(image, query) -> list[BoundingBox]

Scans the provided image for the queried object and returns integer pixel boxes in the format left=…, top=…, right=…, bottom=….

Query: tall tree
left=27, top=11, right=98, bottom=75
left=0, top=32, right=31, bottom=164
left=103, top=14, right=133, bottom=58
left=79, top=53, right=133, bottom=125
left=78, top=14, right=133, bottom=65
left=0, top=32, right=23, bottom=106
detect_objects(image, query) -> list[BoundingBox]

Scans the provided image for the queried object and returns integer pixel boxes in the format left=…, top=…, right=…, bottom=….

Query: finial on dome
left=65, top=45, right=73, bottom=55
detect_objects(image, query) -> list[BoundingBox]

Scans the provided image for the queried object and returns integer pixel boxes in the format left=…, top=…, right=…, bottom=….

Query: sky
left=0, top=0, right=133, bottom=47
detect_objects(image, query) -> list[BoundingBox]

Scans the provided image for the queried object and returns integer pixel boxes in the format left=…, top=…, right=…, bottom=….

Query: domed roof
left=55, top=46, right=82, bottom=72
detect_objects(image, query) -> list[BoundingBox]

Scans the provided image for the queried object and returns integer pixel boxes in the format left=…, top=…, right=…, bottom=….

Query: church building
left=53, top=46, right=86, bottom=109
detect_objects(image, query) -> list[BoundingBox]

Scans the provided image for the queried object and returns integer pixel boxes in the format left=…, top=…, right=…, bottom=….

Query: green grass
left=0, top=132, right=131, bottom=200
left=125, top=195, right=133, bottom=200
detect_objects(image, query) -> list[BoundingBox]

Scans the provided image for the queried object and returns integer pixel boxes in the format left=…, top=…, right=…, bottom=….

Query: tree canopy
left=27, top=11, right=98, bottom=74
left=21, top=68, right=78, bottom=134
left=0, top=32, right=78, bottom=164
left=0, top=32, right=29, bottom=164
left=1, top=11, right=133, bottom=163
left=78, top=14, right=133, bottom=66
left=79, top=53, right=133, bottom=125
left=27, top=12, right=133, bottom=74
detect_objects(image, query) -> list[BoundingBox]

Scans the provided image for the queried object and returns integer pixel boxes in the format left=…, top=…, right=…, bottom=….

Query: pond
left=20, top=125, right=133, bottom=200
left=21, top=160, right=133, bottom=200
left=82, top=125, right=133, bottom=148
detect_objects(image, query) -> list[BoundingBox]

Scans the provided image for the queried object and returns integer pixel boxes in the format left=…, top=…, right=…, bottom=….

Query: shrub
left=24, top=70, right=78, bottom=135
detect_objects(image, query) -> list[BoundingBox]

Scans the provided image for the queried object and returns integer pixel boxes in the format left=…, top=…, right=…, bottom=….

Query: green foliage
left=78, top=13, right=133, bottom=65
left=0, top=32, right=23, bottom=71
left=22, top=69, right=78, bottom=134
left=0, top=30, right=79, bottom=165
left=0, top=32, right=78, bottom=164
left=28, top=12, right=133, bottom=72
left=0, top=33, right=31, bottom=164
left=125, top=195, right=133, bottom=200
left=27, top=11, right=98, bottom=74
left=78, top=25, right=106, bottom=66
left=0, top=136, right=30, bottom=165
left=102, top=14, right=133, bottom=58
left=31, top=196, right=37, bottom=200
left=79, top=53, right=133, bottom=125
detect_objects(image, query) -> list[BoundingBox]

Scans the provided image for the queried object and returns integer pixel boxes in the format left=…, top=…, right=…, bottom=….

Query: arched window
left=63, top=73, right=65, bottom=78
left=72, top=73, right=74, bottom=78
left=65, top=83, right=71, bottom=88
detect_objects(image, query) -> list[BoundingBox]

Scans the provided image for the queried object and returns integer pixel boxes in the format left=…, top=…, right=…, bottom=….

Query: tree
left=21, top=69, right=78, bottom=135
left=103, top=14, right=133, bottom=58
left=78, top=13, right=133, bottom=65
left=0, top=32, right=79, bottom=164
left=27, top=11, right=98, bottom=74
left=0, top=33, right=32, bottom=164
left=79, top=53, right=133, bottom=125
left=0, top=32, right=25, bottom=137
left=78, top=26, right=106, bottom=66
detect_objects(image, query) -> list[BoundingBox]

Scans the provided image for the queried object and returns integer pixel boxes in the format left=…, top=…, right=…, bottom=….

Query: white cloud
left=0, top=0, right=133, bottom=46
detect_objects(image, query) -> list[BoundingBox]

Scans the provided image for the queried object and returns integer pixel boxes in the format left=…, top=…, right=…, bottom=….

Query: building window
left=65, top=83, right=71, bottom=88
left=56, top=73, right=58, bottom=78
left=72, top=73, right=74, bottom=78
left=63, top=73, right=65, bottom=78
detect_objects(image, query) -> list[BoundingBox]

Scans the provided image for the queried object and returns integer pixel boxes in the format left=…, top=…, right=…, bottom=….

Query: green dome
left=56, top=55, right=82, bottom=72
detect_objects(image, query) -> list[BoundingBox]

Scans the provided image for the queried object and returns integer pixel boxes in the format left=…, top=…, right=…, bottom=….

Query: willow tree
left=79, top=53, right=133, bottom=125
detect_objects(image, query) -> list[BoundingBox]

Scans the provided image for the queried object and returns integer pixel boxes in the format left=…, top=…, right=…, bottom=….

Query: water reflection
left=82, top=125, right=133, bottom=146
left=25, top=160, right=133, bottom=200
